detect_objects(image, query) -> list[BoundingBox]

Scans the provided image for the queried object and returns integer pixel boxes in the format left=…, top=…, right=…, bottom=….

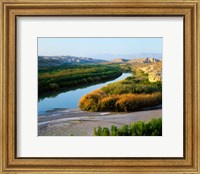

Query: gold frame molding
left=0, top=0, right=199, bottom=173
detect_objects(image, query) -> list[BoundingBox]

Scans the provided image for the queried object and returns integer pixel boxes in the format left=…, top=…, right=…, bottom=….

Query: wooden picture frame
left=0, top=0, right=199, bottom=173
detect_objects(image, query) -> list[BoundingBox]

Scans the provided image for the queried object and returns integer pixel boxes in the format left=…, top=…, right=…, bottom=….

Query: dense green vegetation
left=102, top=70, right=161, bottom=95
left=119, top=64, right=132, bottom=72
left=79, top=69, right=162, bottom=112
left=94, top=118, right=162, bottom=136
left=38, top=64, right=122, bottom=95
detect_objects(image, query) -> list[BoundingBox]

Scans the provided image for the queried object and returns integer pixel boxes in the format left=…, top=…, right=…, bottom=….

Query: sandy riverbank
left=38, top=107, right=162, bottom=136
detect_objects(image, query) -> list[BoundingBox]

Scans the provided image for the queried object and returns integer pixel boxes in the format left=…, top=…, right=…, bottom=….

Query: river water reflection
left=38, top=73, right=132, bottom=115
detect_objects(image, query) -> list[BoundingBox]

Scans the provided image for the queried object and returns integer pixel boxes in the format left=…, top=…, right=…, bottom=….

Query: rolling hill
left=127, top=57, right=161, bottom=64
left=111, top=58, right=130, bottom=63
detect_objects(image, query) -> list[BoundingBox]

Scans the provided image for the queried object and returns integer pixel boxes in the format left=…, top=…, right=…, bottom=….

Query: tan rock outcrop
left=139, top=62, right=162, bottom=82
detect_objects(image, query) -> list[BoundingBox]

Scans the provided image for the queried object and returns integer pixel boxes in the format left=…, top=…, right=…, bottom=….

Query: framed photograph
left=0, top=0, right=199, bottom=173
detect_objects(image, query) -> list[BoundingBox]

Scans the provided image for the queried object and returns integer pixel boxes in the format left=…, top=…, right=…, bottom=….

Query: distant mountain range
left=111, top=57, right=161, bottom=64
left=90, top=53, right=162, bottom=60
left=38, top=55, right=107, bottom=68
left=38, top=55, right=162, bottom=68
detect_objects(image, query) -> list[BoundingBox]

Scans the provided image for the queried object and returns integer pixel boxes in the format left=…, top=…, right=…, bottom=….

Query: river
left=38, top=73, right=132, bottom=116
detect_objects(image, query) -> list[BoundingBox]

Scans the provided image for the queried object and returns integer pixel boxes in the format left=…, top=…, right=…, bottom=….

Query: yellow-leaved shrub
left=79, top=89, right=107, bottom=111
left=79, top=92, right=162, bottom=112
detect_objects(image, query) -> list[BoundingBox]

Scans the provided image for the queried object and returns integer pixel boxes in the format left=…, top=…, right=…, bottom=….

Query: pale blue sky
left=38, top=37, right=162, bottom=59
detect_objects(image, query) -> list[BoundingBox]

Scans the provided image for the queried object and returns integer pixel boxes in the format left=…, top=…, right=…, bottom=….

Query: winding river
left=38, top=73, right=132, bottom=116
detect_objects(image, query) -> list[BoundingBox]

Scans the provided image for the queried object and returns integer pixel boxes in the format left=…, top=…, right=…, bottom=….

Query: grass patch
left=94, top=118, right=162, bottom=136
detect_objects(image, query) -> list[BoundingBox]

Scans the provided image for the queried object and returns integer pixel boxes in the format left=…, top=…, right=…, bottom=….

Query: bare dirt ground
left=38, top=108, right=162, bottom=136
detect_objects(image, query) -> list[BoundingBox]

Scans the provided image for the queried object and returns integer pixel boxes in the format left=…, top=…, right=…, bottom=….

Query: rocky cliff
left=139, top=62, right=162, bottom=82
